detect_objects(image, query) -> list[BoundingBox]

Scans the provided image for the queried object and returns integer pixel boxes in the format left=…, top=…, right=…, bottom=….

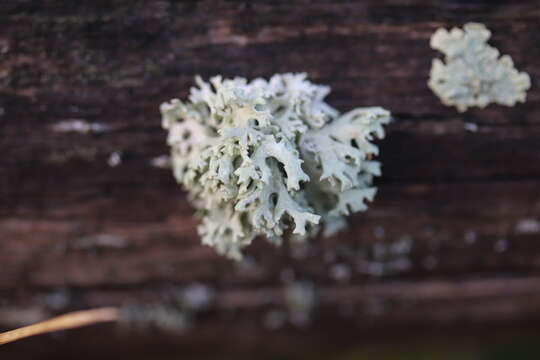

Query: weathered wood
left=1, top=0, right=540, bottom=357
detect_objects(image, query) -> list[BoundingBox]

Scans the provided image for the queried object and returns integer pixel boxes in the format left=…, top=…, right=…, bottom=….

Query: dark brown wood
left=1, top=0, right=540, bottom=358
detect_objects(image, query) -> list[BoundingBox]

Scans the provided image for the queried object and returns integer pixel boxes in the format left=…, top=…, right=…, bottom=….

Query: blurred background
left=1, top=0, right=540, bottom=359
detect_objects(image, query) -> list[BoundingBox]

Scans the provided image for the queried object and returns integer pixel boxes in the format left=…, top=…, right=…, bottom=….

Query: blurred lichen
left=429, top=23, right=531, bottom=112
left=161, top=73, right=390, bottom=259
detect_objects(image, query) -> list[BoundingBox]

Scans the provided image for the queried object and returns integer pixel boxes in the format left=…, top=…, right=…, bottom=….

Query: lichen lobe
left=162, top=73, right=390, bottom=259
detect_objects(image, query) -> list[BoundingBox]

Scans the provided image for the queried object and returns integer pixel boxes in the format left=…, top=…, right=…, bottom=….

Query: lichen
left=429, top=23, right=531, bottom=112
left=161, top=73, right=390, bottom=259
left=283, top=280, right=316, bottom=327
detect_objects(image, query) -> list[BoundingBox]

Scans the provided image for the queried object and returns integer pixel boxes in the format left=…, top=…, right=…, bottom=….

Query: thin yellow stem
left=0, top=307, right=120, bottom=345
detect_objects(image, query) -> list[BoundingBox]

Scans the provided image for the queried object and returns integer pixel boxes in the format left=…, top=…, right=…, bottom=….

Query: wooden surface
left=1, top=0, right=540, bottom=358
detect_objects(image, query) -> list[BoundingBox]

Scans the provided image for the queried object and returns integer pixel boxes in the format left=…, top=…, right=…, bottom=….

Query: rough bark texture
left=1, top=0, right=540, bottom=358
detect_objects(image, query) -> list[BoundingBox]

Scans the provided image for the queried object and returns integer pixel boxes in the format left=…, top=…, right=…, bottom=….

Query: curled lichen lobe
left=162, top=73, right=390, bottom=259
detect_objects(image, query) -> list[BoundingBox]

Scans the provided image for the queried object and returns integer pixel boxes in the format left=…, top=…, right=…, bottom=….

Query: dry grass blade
left=0, top=307, right=120, bottom=345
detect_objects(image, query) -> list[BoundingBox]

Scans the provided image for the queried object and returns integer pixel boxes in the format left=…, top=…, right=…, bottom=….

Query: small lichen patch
left=356, top=237, right=413, bottom=276
left=463, top=122, right=479, bottom=132
left=515, top=218, right=540, bottom=234
left=50, top=119, right=109, bottom=134
left=464, top=230, right=477, bottom=245
left=263, top=309, right=287, bottom=330
left=121, top=304, right=190, bottom=332
left=180, top=283, right=215, bottom=311
left=429, top=23, right=531, bottom=112
left=71, top=233, right=127, bottom=251
left=107, top=151, right=122, bottom=167
left=493, top=238, right=509, bottom=253
left=46, top=147, right=97, bottom=164
left=284, top=281, right=316, bottom=327
left=150, top=155, right=171, bottom=169
left=161, top=73, right=390, bottom=259
left=329, top=263, right=352, bottom=283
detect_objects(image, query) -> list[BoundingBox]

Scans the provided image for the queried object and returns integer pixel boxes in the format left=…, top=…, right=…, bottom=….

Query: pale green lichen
left=161, top=73, right=390, bottom=259
left=429, top=23, right=531, bottom=112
